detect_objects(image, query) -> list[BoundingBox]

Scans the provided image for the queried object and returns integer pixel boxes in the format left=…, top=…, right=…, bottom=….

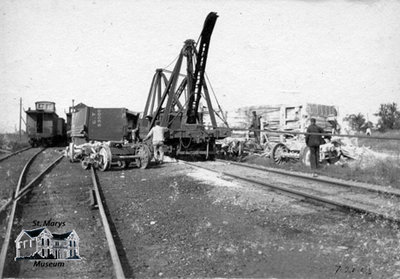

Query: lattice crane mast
left=141, top=12, right=230, bottom=158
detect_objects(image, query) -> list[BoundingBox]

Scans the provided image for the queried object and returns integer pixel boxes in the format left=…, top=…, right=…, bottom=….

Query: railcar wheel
left=81, top=160, right=90, bottom=170
left=272, top=143, right=289, bottom=164
left=137, top=144, right=151, bottom=169
left=98, top=145, right=111, bottom=171
left=30, top=140, right=36, bottom=148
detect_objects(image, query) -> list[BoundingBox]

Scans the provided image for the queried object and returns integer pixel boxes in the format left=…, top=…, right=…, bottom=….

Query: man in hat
left=249, top=111, right=261, bottom=144
left=305, top=118, right=325, bottom=177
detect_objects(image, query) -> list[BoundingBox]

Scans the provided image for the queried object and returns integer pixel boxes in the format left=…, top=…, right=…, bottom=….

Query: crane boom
left=187, top=12, right=218, bottom=124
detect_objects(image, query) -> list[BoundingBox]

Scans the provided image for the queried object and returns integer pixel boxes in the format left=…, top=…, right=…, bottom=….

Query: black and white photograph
left=1, top=0, right=400, bottom=278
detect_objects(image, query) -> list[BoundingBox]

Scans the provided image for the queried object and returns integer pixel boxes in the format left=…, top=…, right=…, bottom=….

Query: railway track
left=181, top=159, right=400, bottom=224
left=0, top=148, right=63, bottom=276
left=90, top=167, right=125, bottom=279
left=0, top=148, right=120, bottom=278
left=0, top=148, right=44, bottom=211
left=0, top=147, right=31, bottom=163
left=85, top=158, right=400, bottom=277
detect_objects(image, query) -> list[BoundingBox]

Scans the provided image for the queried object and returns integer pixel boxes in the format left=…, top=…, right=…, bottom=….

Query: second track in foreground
left=182, top=159, right=400, bottom=224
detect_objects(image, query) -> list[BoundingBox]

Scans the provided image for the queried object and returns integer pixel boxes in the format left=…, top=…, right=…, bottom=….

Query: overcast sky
left=1, top=0, right=400, bottom=132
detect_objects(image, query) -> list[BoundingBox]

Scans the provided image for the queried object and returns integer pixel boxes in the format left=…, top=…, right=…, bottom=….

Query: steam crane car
left=140, top=12, right=231, bottom=159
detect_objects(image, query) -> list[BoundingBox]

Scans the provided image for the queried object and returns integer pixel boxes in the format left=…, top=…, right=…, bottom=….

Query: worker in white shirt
left=144, top=120, right=168, bottom=164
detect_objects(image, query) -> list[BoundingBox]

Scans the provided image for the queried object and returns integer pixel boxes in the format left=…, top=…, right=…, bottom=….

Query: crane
left=141, top=12, right=230, bottom=158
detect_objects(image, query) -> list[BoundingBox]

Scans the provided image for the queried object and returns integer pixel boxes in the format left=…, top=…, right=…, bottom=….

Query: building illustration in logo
left=15, top=227, right=80, bottom=260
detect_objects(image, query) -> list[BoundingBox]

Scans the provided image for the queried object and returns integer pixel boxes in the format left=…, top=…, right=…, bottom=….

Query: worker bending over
left=144, top=120, right=168, bottom=164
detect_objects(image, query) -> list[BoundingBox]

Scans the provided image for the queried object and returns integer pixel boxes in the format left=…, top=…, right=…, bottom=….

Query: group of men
left=129, top=112, right=326, bottom=174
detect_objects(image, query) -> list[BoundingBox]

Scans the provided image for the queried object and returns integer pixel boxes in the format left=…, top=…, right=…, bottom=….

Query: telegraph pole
left=19, top=97, right=22, bottom=141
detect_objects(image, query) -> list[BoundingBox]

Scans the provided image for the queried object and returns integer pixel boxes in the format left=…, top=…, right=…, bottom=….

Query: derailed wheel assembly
left=70, top=142, right=151, bottom=171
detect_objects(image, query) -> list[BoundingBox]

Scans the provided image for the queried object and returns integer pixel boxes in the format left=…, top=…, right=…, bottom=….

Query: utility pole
left=19, top=97, right=22, bottom=141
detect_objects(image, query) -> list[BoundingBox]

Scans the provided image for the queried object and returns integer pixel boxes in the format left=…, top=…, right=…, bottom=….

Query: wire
left=204, top=73, right=230, bottom=127
left=163, top=54, right=180, bottom=70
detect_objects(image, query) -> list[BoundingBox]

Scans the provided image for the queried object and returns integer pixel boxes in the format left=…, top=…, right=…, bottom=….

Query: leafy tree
left=343, top=113, right=366, bottom=132
left=375, top=103, right=400, bottom=131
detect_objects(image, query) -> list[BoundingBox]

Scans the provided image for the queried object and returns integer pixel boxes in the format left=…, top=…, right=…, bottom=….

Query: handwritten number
left=335, top=265, right=371, bottom=275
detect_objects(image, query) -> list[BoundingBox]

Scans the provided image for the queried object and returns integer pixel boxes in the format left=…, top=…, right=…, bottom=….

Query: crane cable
left=203, top=73, right=230, bottom=127
left=163, top=54, right=180, bottom=71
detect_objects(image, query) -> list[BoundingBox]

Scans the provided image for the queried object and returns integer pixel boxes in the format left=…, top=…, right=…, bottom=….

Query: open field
left=358, top=130, right=400, bottom=155
left=245, top=154, right=400, bottom=189
left=243, top=130, right=400, bottom=189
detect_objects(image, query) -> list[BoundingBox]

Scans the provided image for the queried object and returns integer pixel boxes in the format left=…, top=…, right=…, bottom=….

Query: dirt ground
left=96, top=160, right=400, bottom=278
left=2, top=149, right=399, bottom=278
left=2, top=149, right=114, bottom=278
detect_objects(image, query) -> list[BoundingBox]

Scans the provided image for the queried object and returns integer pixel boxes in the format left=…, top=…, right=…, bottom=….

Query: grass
left=243, top=154, right=400, bottom=188
left=240, top=129, right=400, bottom=188
left=0, top=133, right=30, bottom=154
left=357, top=130, right=400, bottom=155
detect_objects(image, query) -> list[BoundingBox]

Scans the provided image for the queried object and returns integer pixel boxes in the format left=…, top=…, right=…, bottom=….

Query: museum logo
left=15, top=227, right=80, bottom=261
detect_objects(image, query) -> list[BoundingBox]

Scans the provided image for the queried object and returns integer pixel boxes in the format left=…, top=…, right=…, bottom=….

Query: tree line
left=344, top=102, right=400, bottom=132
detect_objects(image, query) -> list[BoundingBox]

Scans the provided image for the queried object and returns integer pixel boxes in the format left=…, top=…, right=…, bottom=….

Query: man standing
left=249, top=111, right=261, bottom=144
left=305, top=118, right=324, bottom=177
left=144, top=120, right=168, bottom=164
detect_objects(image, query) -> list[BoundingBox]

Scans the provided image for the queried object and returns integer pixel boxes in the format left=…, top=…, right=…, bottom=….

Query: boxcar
left=69, top=103, right=140, bottom=145
left=26, top=101, right=66, bottom=147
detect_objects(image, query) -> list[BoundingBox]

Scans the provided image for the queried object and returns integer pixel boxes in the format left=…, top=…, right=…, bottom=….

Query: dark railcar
left=69, top=103, right=139, bottom=145
left=26, top=101, right=67, bottom=147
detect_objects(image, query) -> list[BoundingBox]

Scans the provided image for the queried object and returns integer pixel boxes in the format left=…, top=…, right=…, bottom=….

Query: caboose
left=26, top=101, right=66, bottom=147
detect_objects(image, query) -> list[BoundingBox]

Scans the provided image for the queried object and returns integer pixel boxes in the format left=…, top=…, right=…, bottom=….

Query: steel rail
left=216, top=159, right=400, bottom=197
left=0, top=147, right=31, bottom=163
left=90, top=167, right=125, bottom=279
left=0, top=148, right=44, bottom=278
left=0, top=151, right=62, bottom=215
left=182, top=161, right=400, bottom=224
left=15, top=155, right=64, bottom=201
left=0, top=155, right=65, bottom=215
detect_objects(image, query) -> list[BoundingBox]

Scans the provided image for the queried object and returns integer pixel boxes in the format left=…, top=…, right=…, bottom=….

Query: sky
left=1, top=0, right=400, bottom=132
